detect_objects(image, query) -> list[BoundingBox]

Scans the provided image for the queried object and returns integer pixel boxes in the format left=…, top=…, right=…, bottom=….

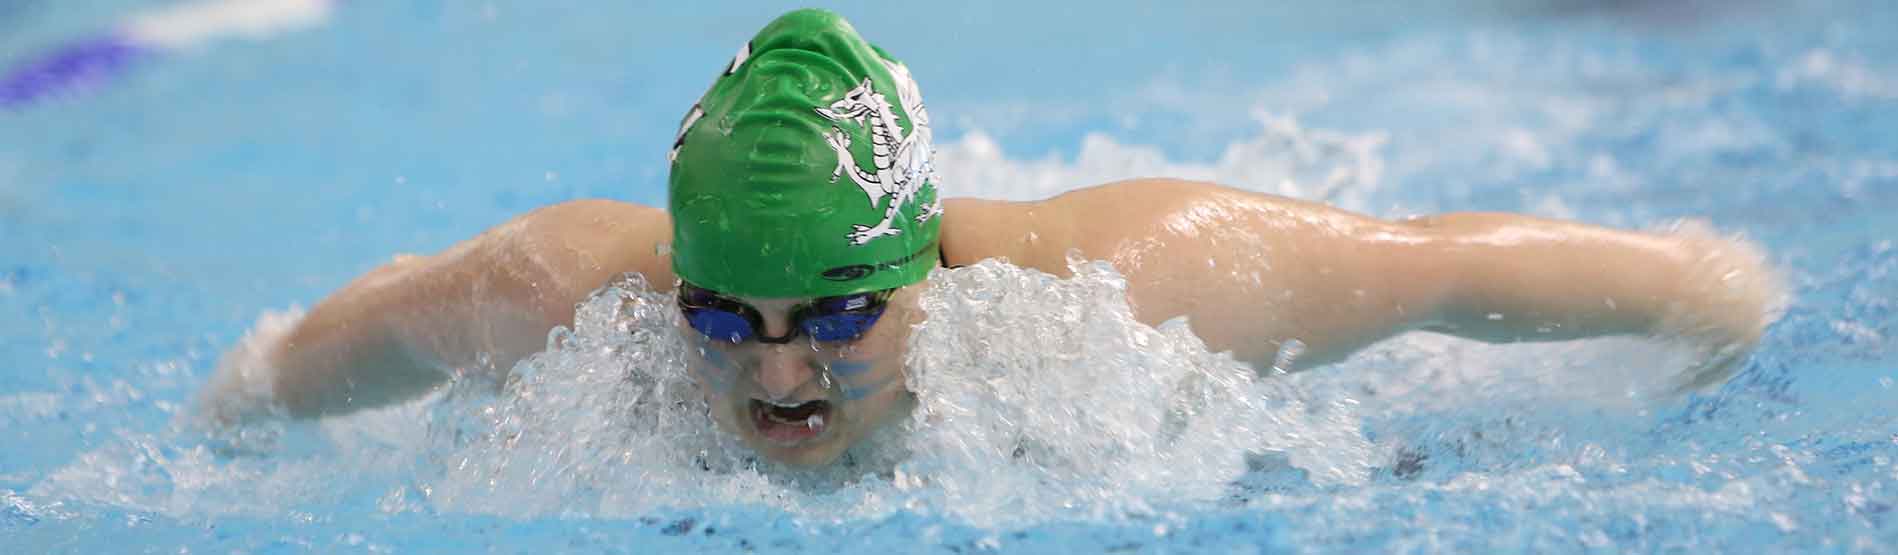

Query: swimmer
left=196, top=9, right=1782, bottom=467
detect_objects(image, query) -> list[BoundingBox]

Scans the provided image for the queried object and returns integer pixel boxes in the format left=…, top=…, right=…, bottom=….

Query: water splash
left=337, top=261, right=1375, bottom=526
left=28, top=253, right=1783, bottom=533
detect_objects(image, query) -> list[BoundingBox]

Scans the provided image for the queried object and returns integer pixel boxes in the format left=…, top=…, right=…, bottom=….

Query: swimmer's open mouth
left=749, top=399, right=831, bottom=444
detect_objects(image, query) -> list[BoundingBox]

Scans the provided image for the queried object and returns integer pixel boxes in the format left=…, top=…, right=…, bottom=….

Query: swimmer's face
left=678, top=284, right=919, bottom=466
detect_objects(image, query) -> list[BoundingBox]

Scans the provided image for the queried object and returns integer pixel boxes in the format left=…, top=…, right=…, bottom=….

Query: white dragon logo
left=816, top=59, right=941, bottom=246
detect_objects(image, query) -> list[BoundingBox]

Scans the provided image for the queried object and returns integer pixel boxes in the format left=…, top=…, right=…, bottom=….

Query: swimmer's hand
left=190, top=308, right=304, bottom=430
left=1651, top=222, right=1786, bottom=394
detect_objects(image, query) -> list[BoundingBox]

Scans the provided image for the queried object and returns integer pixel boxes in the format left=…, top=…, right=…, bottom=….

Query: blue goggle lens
left=686, top=307, right=755, bottom=343
left=678, top=284, right=891, bottom=344
left=802, top=311, right=883, bottom=342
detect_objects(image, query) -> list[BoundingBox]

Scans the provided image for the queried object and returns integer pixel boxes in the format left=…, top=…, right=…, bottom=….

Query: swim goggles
left=677, top=282, right=894, bottom=344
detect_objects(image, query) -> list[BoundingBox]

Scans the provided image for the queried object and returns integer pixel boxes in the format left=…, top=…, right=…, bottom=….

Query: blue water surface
left=3, top=1, right=1897, bottom=553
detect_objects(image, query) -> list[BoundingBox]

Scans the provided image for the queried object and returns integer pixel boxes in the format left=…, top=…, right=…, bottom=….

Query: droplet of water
left=1272, top=339, right=1306, bottom=375
left=545, top=326, right=576, bottom=350
left=1064, top=248, right=1089, bottom=269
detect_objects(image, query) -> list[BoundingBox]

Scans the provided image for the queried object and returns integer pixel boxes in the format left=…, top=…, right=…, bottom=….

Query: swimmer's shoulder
left=510, top=199, right=672, bottom=246
left=480, top=200, right=677, bottom=293
left=939, top=197, right=1066, bottom=271
left=939, top=179, right=1308, bottom=273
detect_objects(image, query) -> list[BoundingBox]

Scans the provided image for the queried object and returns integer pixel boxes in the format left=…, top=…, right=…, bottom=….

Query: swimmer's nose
left=755, top=344, right=817, bottom=400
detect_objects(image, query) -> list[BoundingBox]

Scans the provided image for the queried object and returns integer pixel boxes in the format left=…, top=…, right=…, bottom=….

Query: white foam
left=934, top=110, right=1388, bottom=210
left=396, top=258, right=1738, bottom=527
left=365, top=263, right=1376, bottom=526
left=1776, top=48, right=1898, bottom=100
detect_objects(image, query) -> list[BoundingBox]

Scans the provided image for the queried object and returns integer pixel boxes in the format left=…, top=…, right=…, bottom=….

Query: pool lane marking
left=2, top=0, right=333, bottom=109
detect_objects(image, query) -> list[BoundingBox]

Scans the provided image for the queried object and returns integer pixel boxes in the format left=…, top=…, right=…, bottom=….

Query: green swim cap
left=668, top=9, right=941, bottom=298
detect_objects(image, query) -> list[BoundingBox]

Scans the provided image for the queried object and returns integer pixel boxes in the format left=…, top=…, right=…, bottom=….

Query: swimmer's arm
left=198, top=200, right=674, bottom=422
left=949, top=180, right=1458, bottom=370
left=1399, top=212, right=1781, bottom=387
left=955, top=179, right=1780, bottom=385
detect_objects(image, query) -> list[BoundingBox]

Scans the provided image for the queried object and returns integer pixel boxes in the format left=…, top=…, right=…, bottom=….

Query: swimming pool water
left=4, top=1, right=1897, bottom=553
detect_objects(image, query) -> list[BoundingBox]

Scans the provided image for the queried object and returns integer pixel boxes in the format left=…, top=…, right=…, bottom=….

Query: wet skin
left=198, top=179, right=1780, bottom=467
left=685, top=287, right=923, bottom=466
